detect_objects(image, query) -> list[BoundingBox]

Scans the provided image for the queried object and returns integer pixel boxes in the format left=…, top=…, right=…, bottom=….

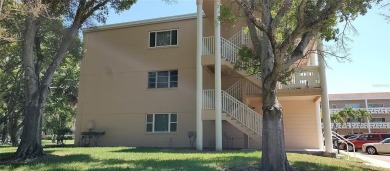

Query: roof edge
left=84, top=13, right=199, bottom=33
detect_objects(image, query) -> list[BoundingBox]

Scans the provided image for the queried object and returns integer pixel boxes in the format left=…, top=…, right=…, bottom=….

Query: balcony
left=331, top=122, right=390, bottom=129
left=330, top=108, right=390, bottom=114
left=202, top=28, right=321, bottom=91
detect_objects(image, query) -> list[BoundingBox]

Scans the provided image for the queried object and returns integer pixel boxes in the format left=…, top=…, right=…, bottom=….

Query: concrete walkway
left=340, top=150, right=390, bottom=169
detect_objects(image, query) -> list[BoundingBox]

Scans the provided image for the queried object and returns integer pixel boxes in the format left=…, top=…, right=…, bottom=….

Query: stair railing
left=225, top=80, right=242, bottom=100
left=202, top=89, right=262, bottom=135
left=331, top=131, right=356, bottom=161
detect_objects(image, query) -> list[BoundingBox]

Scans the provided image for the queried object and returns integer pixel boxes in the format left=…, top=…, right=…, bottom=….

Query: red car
left=339, top=133, right=390, bottom=151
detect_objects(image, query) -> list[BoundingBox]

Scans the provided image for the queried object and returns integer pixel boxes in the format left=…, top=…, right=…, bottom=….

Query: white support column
left=365, top=99, right=371, bottom=133
left=310, top=43, right=317, bottom=66
left=315, top=101, right=323, bottom=150
left=196, top=0, right=203, bottom=151
left=317, top=39, right=333, bottom=153
left=214, top=0, right=222, bottom=151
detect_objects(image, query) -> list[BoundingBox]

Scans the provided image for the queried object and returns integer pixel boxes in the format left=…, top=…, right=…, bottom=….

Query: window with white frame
left=148, top=70, right=178, bottom=88
left=368, top=103, right=384, bottom=108
left=149, top=29, right=178, bottom=47
left=146, top=113, right=177, bottom=132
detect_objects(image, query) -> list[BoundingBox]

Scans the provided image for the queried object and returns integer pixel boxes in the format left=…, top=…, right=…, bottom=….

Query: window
left=382, top=134, right=390, bottom=140
left=368, top=134, right=380, bottom=140
left=148, top=70, right=178, bottom=88
left=149, top=30, right=178, bottom=47
left=368, top=103, right=384, bottom=108
left=358, top=134, right=368, bottom=140
left=345, top=104, right=360, bottom=108
left=332, top=104, right=337, bottom=109
left=146, top=113, right=177, bottom=132
left=370, top=117, right=386, bottom=122
left=347, top=118, right=360, bottom=123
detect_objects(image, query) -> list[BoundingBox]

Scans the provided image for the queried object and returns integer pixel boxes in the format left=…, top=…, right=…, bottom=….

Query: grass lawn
left=41, top=140, right=75, bottom=146
left=0, top=146, right=386, bottom=171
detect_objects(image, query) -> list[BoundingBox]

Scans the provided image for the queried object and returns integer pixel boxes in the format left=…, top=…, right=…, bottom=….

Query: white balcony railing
left=203, top=89, right=262, bottom=135
left=330, top=108, right=390, bottom=114
left=278, top=66, right=321, bottom=89
left=331, top=122, right=390, bottom=129
left=202, top=29, right=321, bottom=90
left=225, top=80, right=242, bottom=100
left=203, top=36, right=240, bottom=64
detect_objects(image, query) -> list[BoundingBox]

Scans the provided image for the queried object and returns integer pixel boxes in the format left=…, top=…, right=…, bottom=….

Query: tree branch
left=297, top=0, right=308, bottom=24
left=271, top=0, right=292, bottom=30
left=283, top=32, right=314, bottom=67
left=235, top=0, right=268, bottom=33
left=279, top=0, right=346, bottom=66
left=81, top=0, right=110, bottom=24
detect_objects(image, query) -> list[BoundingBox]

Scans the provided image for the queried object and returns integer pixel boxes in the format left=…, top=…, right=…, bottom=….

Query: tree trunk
left=257, top=21, right=291, bottom=169
left=8, top=112, right=20, bottom=146
left=14, top=99, right=45, bottom=159
left=260, top=84, right=292, bottom=171
left=13, top=12, right=45, bottom=160
left=8, top=117, right=16, bottom=146
left=1, top=119, right=7, bottom=144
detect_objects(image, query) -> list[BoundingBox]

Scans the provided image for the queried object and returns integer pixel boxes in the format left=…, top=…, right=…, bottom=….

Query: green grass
left=0, top=146, right=386, bottom=171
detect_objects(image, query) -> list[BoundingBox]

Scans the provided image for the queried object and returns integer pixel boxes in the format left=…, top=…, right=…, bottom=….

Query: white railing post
left=241, top=27, right=245, bottom=45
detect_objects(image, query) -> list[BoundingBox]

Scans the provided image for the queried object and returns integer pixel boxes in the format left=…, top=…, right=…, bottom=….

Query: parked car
left=344, top=134, right=361, bottom=139
left=362, top=138, right=390, bottom=155
left=332, top=134, right=360, bottom=149
left=338, top=133, right=390, bottom=151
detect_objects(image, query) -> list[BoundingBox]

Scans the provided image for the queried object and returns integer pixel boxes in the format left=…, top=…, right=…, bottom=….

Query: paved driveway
left=340, top=150, right=390, bottom=169
left=357, top=150, right=390, bottom=163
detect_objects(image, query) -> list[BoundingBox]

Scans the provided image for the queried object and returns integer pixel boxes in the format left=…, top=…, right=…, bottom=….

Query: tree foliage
left=5, top=0, right=137, bottom=161
left=0, top=4, right=83, bottom=147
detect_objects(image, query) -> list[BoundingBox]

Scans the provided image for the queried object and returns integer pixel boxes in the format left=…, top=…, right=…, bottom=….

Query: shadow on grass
left=0, top=152, right=258, bottom=171
left=0, top=152, right=14, bottom=160
left=110, top=147, right=255, bottom=154
left=0, top=147, right=383, bottom=171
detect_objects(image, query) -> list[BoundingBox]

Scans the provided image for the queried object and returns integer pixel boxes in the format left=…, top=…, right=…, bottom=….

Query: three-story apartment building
left=329, top=92, right=390, bottom=135
left=75, top=0, right=333, bottom=151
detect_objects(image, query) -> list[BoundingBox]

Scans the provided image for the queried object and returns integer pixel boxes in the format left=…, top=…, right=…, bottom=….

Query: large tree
left=0, top=2, right=84, bottom=147
left=13, top=0, right=136, bottom=160
left=229, top=0, right=377, bottom=170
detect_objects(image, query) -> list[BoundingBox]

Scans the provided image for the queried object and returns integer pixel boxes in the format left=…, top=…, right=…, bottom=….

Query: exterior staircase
left=201, top=27, right=321, bottom=143
left=203, top=89, right=262, bottom=141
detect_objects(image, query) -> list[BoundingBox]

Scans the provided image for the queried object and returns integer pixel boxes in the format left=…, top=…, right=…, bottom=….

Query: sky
left=103, top=0, right=390, bottom=94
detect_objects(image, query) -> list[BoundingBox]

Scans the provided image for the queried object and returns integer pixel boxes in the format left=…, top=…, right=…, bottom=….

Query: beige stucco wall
left=76, top=18, right=199, bottom=147
left=282, top=99, right=320, bottom=149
